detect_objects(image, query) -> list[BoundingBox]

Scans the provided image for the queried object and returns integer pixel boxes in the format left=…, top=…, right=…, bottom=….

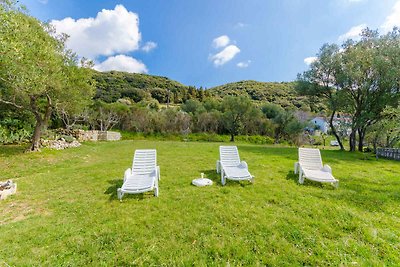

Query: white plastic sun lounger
left=216, top=146, right=254, bottom=186
left=117, top=149, right=160, bottom=200
left=294, top=148, right=339, bottom=188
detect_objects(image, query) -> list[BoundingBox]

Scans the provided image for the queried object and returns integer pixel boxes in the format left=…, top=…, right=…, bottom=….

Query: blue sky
left=20, top=0, right=400, bottom=88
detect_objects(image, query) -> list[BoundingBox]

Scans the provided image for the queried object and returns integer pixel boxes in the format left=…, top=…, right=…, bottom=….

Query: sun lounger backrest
left=132, top=149, right=156, bottom=175
left=299, top=148, right=323, bottom=170
left=220, top=146, right=241, bottom=167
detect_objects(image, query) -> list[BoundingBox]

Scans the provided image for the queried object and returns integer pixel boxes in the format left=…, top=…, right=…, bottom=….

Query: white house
left=310, top=117, right=329, bottom=134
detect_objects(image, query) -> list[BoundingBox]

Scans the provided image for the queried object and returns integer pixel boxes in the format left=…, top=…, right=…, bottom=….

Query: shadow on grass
left=104, top=179, right=154, bottom=201
left=285, top=170, right=298, bottom=184
left=201, top=169, right=219, bottom=185
left=200, top=169, right=253, bottom=187
left=286, top=170, right=326, bottom=189
left=0, top=144, right=29, bottom=157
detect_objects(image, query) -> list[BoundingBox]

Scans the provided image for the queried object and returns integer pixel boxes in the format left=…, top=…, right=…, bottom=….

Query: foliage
left=0, top=125, right=31, bottom=144
left=87, top=94, right=305, bottom=144
left=181, top=99, right=206, bottom=115
left=209, top=80, right=325, bottom=112
left=93, top=71, right=198, bottom=104
left=365, top=106, right=400, bottom=151
left=0, top=2, right=95, bottom=150
left=0, top=104, right=34, bottom=144
left=88, top=101, right=129, bottom=131
left=297, top=43, right=346, bottom=150
left=221, top=96, right=253, bottom=141
left=262, top=103, right=305, bottom=143
left=298, top=28, right=400, bottom=152
left=93, top=72, right=325, bottom=113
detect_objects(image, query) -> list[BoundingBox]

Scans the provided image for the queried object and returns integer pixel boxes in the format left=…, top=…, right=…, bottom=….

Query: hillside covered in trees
left=208, top=80, right=324, bottom=111
left=93, top=71, right=324, bottom=112
left=93, top=71, right=202, bottom=104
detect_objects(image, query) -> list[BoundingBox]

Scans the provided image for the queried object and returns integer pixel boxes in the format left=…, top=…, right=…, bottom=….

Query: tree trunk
left=167, top=89, right=170, bottom=108
left=349, top=130, right=356, bottom=152
left=357, top=128, right=365, bottom=152
left=31, top=120, right=44, bottom=151
left=30, top=94, right=53, bottom=151
left=373, top=135, right=378, bottom=154
left=230, top=133, right=235, bottom=142
left=328, top=110, right=345, bottom=150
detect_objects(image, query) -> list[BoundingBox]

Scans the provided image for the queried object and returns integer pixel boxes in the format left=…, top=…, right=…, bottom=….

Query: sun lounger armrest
left=124, top=168, right=132, bottom=182
left=322, top=164, right=332, bottom=174
left=240, top=161, right=248, bottom=169
left=156, top=166, right=160, bottom=180
left=216, top=160, right=221, bottom=173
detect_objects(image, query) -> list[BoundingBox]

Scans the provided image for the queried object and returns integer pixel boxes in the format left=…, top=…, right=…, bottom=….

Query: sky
left=18, top=0, right=400, bottom=88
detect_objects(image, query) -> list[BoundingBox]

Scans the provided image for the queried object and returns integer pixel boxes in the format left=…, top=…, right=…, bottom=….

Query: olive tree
left=222, top=96, right=253, bottom=142
left=297, top=43, right=346, bottom=150
left=0, top=1, right=95, bottom=150
left=298, top=28, right=400, bottom=151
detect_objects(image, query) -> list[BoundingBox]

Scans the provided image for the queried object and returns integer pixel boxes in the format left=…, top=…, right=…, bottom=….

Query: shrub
left=62, top=135, right=75, bottom=143
left=0, top=125, right=31, bottom=144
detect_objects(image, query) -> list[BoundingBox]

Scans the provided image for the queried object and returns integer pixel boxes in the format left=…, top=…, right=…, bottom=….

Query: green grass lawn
left=1, top=141, right=400, bottom=265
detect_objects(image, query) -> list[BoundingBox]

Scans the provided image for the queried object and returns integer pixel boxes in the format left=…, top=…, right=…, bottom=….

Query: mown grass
left=0, top=141, right=399, bottom=266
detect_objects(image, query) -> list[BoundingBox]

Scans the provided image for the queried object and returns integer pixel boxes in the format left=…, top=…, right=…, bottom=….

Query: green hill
left=93, top=71, right=193, bottom=103
left=92, top=71, right=324, bottom=112
left=209, top=80, right=324, bottom=111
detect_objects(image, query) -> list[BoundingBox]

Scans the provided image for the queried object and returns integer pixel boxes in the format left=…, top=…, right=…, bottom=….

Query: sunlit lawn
left=0, top=140, right=399, bottom=265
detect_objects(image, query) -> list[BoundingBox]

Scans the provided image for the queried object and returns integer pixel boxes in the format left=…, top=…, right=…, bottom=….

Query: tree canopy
left=0, top=0, right=95, bottom=150
left=298, top=28, right=400, bottom=151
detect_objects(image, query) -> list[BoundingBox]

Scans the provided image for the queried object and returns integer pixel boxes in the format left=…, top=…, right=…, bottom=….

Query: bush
left=0, top=125, right=31, bottom=144
left=61, top=135, right=75, bottom=143
left=187, top=133, right=228, bottom=142
left=236, top=135, right=275, bottom=144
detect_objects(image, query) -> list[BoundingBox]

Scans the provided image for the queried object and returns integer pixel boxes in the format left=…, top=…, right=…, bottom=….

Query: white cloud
left=210, top=45, right=240, bottom=67
left=237, top=60, right=251, bottom=68
left=142, top=41, right=157, bottom=52
left=212, top=35, right=230, bottom=49
left=338, top=23, right=367, bottom=42
left=381, top=1, right=400, bottom=33
left=51, top=5, right=141, bottom=59
left=38, top=0, right=48, bottom=4
left=339, top=0, right=364, bottom=4
left=235, top=22, right=248, bottom=29
left=304, top=57, right=318, bottom=65
left=94, top=55, right=148, bottom=73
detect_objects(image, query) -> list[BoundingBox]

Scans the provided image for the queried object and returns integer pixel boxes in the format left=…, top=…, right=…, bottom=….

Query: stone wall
left=76, top=130, right=121, bottom=142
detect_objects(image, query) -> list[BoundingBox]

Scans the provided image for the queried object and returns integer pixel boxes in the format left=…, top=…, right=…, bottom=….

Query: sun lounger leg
left=216, top=160, right=221, bottom=173
left=154, top=187, right=159, bottom=197
left=221, top=170, right=226, bottom=186
left=154, top=178, right=159, bottom=197
left=117, top=188, right=123, bottom=201
left=298, top=169, right=304, bottom=184
left=333, top=181, right=339, bottom=189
